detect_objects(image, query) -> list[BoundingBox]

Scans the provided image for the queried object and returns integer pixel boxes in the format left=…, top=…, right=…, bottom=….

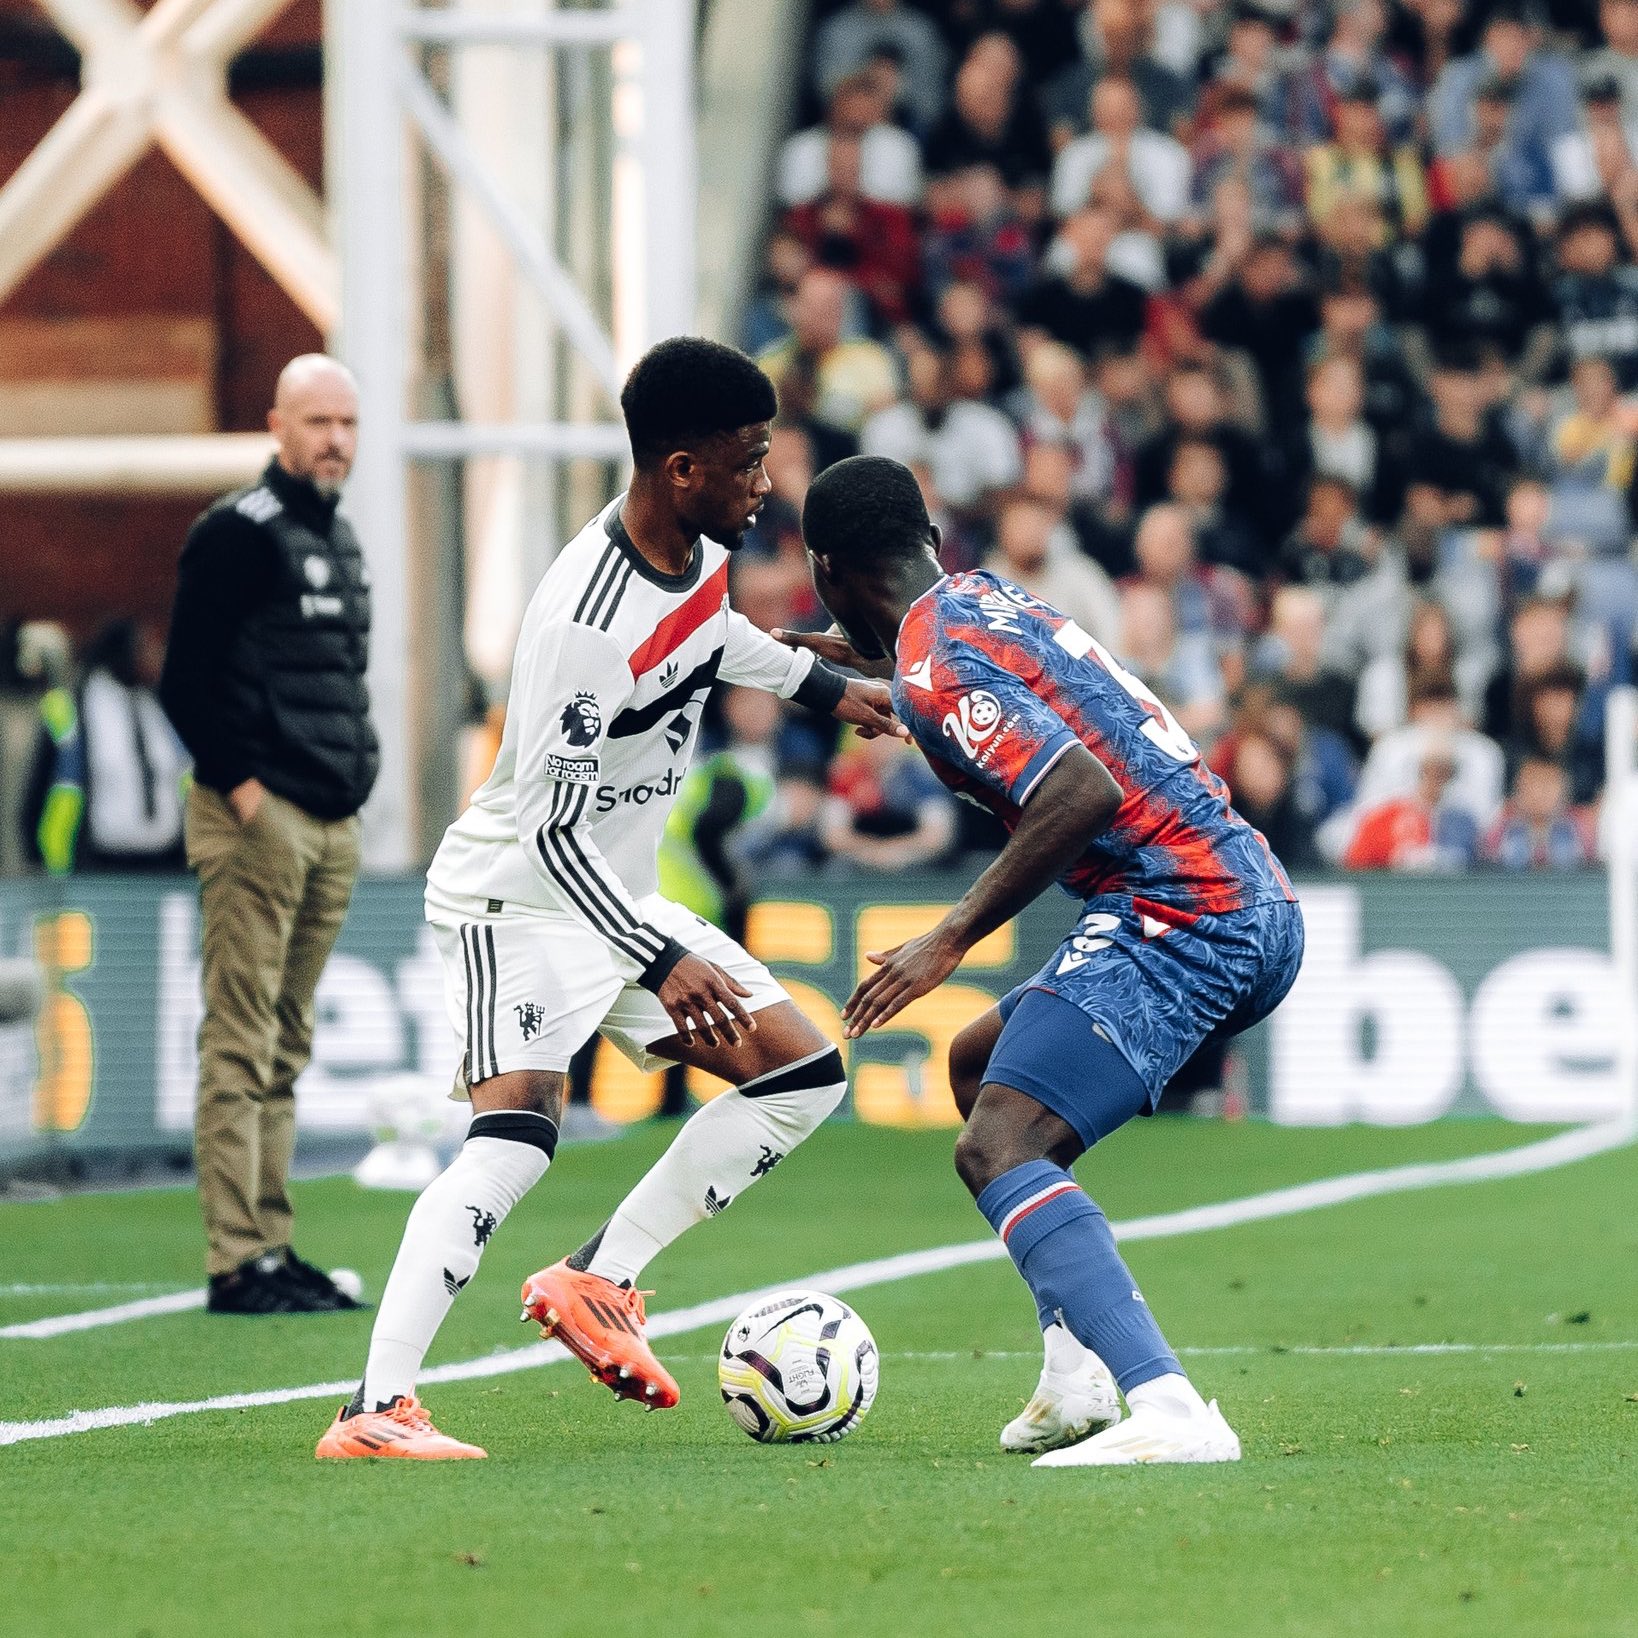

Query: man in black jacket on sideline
left=160, top=354, right=378, bottom=1314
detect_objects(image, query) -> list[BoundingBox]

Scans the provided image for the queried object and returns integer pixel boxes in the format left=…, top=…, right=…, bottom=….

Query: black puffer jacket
left=160, top=460, right=379, bottom=821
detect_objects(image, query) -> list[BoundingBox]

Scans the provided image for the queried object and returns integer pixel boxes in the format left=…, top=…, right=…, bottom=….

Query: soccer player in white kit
left=318, top=339, right=899, bottom=1460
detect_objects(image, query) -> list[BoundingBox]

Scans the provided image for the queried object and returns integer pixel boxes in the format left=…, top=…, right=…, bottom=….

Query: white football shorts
left=425, top=886, right=791, bottom=1086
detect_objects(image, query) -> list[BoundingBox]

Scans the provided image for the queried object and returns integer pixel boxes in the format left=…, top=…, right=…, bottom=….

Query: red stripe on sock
left=999, top=1181, right=1080, bottom=1245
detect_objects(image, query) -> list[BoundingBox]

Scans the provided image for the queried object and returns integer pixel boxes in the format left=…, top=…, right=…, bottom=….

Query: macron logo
left=903, top=657, right=934, bottom=690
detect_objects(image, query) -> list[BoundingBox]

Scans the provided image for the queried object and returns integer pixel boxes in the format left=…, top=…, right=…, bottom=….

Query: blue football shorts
left=984, top=894, right=1305, bottom=1148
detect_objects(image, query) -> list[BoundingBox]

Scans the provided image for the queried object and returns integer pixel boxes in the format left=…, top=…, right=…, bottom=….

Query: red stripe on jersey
left=626, top=563, right=730, bottom=678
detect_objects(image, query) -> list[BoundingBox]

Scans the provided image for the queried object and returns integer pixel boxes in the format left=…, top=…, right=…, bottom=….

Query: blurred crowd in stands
left=9, top=0, right=1638, bottom=888
left=719, top=0, right=1638, bottom=879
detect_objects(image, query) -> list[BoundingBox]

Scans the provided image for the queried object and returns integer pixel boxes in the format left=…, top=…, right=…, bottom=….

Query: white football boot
left=1032, top=1396, right=1241, bottom=1467
left=999, top=1327, right=1122, bottom=1455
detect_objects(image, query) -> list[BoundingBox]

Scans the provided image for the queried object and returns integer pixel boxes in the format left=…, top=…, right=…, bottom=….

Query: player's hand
left=228, top=777, right=266, bottom=825
left=771, top=627, right=895, bottom=681
left=657, top=953, right=757, bottom=1048
left=842, top=926, right=965, bottom=1038
left=833, top=677, right=908, bottom=742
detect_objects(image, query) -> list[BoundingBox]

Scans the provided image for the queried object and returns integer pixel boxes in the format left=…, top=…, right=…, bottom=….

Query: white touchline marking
left=0, top=1283, right=183, bottom=1297
left=1, top=1116, right=1631, bottom=1446
left=648, top=1342, right=1638, bottom=1364
left=0, top=1290, right=206, bottom=1339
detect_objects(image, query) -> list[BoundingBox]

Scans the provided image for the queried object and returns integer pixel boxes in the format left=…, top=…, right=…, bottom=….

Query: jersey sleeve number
left=1053, top=622, right=1198, bottom=764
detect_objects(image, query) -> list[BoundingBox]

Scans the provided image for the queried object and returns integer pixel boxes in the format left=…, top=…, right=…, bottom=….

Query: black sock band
left=467, top=1109, right=559, bottom=1159
left=739, top=1046, right=846, bottom=1099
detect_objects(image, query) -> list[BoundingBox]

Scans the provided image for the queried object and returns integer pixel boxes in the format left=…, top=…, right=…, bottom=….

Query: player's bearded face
left=683, top=423, right=773, bottom=549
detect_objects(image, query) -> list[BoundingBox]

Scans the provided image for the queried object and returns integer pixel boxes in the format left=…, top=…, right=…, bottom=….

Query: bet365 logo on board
left=942, top=690, right=1003, bottom=761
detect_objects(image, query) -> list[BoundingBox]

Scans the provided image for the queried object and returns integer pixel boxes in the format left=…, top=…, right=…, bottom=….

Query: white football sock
left=585, top=1049, right=846, bottom=1286
left=1126, top=1371, right=1210, bottom=1420
left=359, top=1112, right=555, bottom=1409
left=1042, top=1320, right=1089, bottom=1375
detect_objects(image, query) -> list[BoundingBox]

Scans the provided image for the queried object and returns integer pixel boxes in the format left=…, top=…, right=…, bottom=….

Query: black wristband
left=637, top=935, right=690, bottom=993
left=791, top=659, right=849, bottom=716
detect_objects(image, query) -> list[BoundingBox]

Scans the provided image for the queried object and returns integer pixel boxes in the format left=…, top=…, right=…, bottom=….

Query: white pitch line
left=653, top=1341, right=1638, bottom=1364
left=1, top=1116, right=1632, bottom=1447
left=0, top=1283, right=182, bottom=1297
left=0, top=1290, right=205, bottom=1339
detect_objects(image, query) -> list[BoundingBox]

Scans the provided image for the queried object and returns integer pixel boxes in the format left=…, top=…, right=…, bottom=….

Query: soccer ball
left=718, top=1290, right=879, bottom=1444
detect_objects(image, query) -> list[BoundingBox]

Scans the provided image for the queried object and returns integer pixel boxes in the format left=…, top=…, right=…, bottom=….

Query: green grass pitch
left=3, top=1118, right=1635, bottom=1638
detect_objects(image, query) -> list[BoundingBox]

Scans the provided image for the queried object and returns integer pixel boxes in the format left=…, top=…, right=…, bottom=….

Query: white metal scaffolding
left=0, top=0, right=698, bottom=867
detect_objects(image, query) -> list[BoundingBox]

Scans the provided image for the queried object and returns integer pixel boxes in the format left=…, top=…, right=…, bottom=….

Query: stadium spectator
left=1548, top=202, right=1638, bottom=388
left=1341, top=737, right=1481, bottom=870
left=922, top=163, right=1038, bottom=305
left=923, top=36, right=1053, bottom=202
left=1510, top=662, right=1605, bottom=803
left=1165, top=436, right=1265, bottom=579
left=758, top=267, right=900, bottom=439
left=1355, top=594, right=1495, bottom=741
left=1132, top=361, right=1266, bottom=528
left=1285, top=0, right=1420, bottom=148
left=1254, top=583, right=1360, bottom=749
left=821, top=728, right=958, bottom=872
left=1581, top=0, right=1638, bottom=122
left=1117, top=578, right=1226, bottom=740
left=1308, top=279, right=1425, bottom=450
left=1278, top=475, right=1374, bottom=604
left=1224, top=727, right=1322, bottom=869
left=1428, top=4, right=1579, bottom=169
left=986, top=493, right=1121, bottom=648
left=860, top=337, right=1021, bottom=517
left=1208, top=2, right=1290, bottom=125
left=782, top=134, right=921, bottom=327
left=1302, top=86, right=1430, bottom=242
left=1188, top=83, right=1305, bottom=237
left=23, top=620, right=187, bottom=874
left=1014, top=341, right=1120, bottom=512
left=1199, top=233, right=1321, bottom=440
left=1017, top=204, right=1149, bottom=353
left=1419, top=201, right=1553, bottom=372
left=1131, top=502, right=1255, bottom=649
left=777, top=71, right=923, bottom=208
left=813, top=0, right=949, bottom=134
left=159, top=355, right=374, bottom=1315
left=1344, top=673, right=1506, bottom=839
left=1483, top=594, right=1579, bottom=740
left=1550, top=71, right=1638, bottom=204
left=1042, top=0, right=1194, bottom=145
left=1288, top=353, right=1402, bottom=526
left=1482, top=753, right=1597, bottom=866
left=743, top=230, right=827, bottom=357
left=1402, top=349, right=1519, bottom=527
left=1049, top=74, right=1192, bottom=224
left=1541, top=353, right=1635, bottom=556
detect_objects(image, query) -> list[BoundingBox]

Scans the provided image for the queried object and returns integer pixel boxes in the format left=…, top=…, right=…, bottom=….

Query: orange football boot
left=520, top=1260, right=680, bottom=1409
left=314, top=1394, right=487, bottom=1460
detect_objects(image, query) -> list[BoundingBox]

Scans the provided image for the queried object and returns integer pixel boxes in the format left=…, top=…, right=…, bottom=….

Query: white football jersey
left=427, top=496, right=833, bottom=975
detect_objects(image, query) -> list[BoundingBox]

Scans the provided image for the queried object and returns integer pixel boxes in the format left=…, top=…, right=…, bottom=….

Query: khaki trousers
left=186, top=784, right=360, bottom=1276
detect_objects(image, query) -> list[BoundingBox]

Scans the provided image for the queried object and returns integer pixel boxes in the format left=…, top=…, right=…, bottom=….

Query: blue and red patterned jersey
left=892, top=571, right=1295, bottom=915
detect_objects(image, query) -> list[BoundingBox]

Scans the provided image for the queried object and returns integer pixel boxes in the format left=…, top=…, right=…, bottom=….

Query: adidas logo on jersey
left=659, top=659, right=680, bottom=688
left=704, top=1186, right=732, bottom=1217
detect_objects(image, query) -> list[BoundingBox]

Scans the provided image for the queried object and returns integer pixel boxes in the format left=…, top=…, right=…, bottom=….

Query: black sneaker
left=278, top=1247, right=366, bottom=1311
left=206, top=1253, right=314, bottom=1315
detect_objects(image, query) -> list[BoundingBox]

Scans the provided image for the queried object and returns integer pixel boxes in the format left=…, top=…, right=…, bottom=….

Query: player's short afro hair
left=620, top=336, right=778, bottom=466
left=802, top=455, right=933, bottom=567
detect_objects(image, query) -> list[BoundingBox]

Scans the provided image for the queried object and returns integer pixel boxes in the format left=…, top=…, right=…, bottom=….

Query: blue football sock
left=976, top=1159, right=1181, bottom=1394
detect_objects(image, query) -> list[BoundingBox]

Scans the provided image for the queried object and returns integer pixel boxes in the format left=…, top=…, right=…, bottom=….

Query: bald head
left=269, top=354, right=359, bottom=495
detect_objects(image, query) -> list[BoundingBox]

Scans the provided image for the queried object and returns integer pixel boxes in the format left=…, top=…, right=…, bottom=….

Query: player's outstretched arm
left=771, top=625, right=896, bottom=681
left=842, top=746, right=1121, bottom=1037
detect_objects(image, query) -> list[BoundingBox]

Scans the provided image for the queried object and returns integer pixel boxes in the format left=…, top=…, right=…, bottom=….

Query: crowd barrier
left=0, top=871, right=1626, bottom=1171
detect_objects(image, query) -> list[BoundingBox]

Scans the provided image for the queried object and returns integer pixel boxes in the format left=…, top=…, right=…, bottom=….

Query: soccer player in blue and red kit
left=785, top=456, right=1304, bottom=1466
